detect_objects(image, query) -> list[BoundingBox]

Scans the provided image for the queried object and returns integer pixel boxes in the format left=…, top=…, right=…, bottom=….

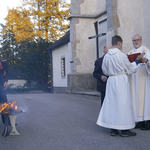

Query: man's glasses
left=132, top=39, right=142, bottom=42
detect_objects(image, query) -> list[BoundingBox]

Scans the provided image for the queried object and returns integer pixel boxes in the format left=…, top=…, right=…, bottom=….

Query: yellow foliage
left=3, top=0, right=70, bottom=42
left=22, top=0, right=70, bottom=42
left=4, top=8, right=35, bottom=42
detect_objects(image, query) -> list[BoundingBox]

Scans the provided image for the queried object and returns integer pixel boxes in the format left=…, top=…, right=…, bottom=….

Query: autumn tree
left=0, top=24, right=20, bottom=64
left=3, top=0, right=70, bottom=42
left=23, top=0, right=70, bottom=41
left=15, top=40, right=50, bottom=88
left=0, top=0, right=70, bottom=90
left=0, top=26, right=50, bottom=88
left=4, top=8, right=35, bottom=42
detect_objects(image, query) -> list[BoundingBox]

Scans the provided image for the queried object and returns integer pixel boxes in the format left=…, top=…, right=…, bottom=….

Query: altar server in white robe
left=128, top=34, right=150, bottom=130
left=97, top=35, right=139, bottom=137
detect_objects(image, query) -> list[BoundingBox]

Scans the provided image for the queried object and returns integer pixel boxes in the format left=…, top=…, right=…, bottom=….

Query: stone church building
left=67, top=0, right=150, bottom=92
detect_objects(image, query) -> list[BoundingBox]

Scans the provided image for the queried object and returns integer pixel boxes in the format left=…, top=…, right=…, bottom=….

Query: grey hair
left=132, top=34, right=142, bottom=40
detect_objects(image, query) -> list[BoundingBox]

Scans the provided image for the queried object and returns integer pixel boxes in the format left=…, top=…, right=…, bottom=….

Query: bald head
left=104, top=45, right=111, bottom=54
left=132, top=34, right=142, bottom=49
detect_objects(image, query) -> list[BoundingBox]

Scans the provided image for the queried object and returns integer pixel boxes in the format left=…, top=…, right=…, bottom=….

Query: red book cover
left=127, top=53, right=141, bottom=62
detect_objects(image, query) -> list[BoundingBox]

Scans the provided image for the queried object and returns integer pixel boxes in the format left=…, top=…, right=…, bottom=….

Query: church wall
left=68, top=0, right=106, bottom=91
left=75, top=19, right=96, bottom=73
left=71, top=0, right=84, bottom=15
left=71, top=0, right=106, bottom=74
left=107, top=0, right=150, bottom=52
left=68, top=0, right=150, bottom=92
left=116, top=0, right=145, bottom=53
left=143, top=0, right=150, bottom=49
left=68, top=0, right=106, bottom=92
left=80, top=0, right=106, bottom=16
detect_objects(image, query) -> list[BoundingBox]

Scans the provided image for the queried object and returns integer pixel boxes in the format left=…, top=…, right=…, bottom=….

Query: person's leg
left=135, top=121, right=145, bottom=129
left=9, top=115, right=20, bottom=135
left=140, top=120, right=150, bottom=130
left=0, top=92, right=6, bottom=124
left=0, top=89, right=11, bottom=136
left=1, top=114, right=5, bottom=124
left=1, top=113, right=11, bottom=136
left=100, top=91, right=105, bottom=106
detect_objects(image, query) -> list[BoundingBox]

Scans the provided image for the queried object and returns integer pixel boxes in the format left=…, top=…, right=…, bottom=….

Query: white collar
left=108, top=48, right=120, bottom=55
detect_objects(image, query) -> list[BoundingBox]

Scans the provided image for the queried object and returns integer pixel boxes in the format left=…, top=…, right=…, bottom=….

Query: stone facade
left=68, top=0, right=106, bottom=92
left=68, top=0, right=150, bottom=92
left=111, top=0, right=150, bottom=52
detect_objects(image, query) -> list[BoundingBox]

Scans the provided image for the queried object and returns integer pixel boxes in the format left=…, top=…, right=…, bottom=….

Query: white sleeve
left=102, top=56, right=109, bottom=76
left=123, top=54, right=138, bottom=75
left=144, top=47, right=150, bottom=60
left=146, top=61, right=150, bottom=74
left=144, top=47, right=150, bottom=74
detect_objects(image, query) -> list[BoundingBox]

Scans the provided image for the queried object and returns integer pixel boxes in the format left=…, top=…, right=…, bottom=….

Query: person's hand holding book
left=136, top=54, right=143, bottom=61
left=141, top=57, right=148, bottom=63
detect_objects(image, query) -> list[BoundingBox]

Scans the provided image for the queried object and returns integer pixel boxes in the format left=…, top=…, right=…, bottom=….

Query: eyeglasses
left=132, top=39, right=142, bottom=42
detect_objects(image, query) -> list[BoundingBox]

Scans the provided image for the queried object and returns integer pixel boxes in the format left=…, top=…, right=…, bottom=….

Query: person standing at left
left=93, top=46, right=110, bottom=106
left=0, top=60, right=10, bottom=136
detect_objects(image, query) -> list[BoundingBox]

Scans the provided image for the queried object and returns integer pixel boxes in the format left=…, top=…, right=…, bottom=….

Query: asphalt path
left=0, top=93, right=149, bottom=150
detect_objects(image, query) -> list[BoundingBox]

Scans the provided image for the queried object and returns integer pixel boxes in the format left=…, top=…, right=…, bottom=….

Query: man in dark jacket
left=93, top=46, right=110, bottom=106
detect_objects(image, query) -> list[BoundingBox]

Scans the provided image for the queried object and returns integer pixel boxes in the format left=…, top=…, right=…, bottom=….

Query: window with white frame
left=61, top=57, right=66, bottom=78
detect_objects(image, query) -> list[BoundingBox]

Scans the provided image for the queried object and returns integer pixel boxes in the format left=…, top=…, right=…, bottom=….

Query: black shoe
left=135, top=121, right=145, bottom=129
left=110, top=129, right=119, bottom=136
left=140, top=126, right=150, bottom=130
left=119, top=130, right=136, bottom=137
left=140, top=121, right=150, bottom=130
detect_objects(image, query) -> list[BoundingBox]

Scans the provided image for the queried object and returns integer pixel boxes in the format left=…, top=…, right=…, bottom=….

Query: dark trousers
left=136, top=120, right=150, bottom=130
left=1, top=114, right=10, bottom=126
left=100, top=91, right=106, bottom=106
left=0, top=88, right=10, bottom=126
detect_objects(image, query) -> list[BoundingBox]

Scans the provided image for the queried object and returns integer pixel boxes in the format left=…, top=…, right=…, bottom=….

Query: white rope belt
left=109, top=73, right=126, bottom=76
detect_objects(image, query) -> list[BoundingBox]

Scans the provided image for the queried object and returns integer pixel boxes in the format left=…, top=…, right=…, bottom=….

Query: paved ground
left=0, top=93, right=150, bottom=150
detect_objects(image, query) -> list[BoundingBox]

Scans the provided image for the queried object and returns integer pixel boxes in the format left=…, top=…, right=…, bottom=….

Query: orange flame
left=0, top=101, right=18, bottom=114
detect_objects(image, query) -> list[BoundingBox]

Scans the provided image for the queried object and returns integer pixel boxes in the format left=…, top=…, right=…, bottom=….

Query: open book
left=127, top=53, right=142, bottom=63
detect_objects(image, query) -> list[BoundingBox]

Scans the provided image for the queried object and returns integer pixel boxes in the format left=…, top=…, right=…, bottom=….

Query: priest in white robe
left=128, top=34, right=150, bottom=130
left=96, top=35, right=139, bottom=137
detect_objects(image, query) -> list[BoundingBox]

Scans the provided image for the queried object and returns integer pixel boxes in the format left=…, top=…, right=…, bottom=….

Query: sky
left=0, top=0, right=23, bottom=24
left=0, top=0, right=70, bottom=24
